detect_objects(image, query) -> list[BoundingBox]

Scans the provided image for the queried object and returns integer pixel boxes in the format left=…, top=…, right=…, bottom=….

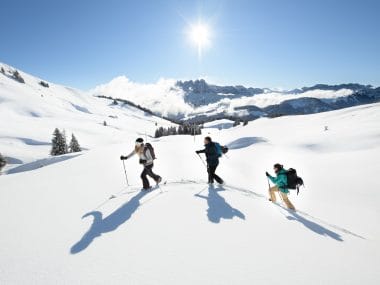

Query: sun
left=189, top=22, right=211, bottom=58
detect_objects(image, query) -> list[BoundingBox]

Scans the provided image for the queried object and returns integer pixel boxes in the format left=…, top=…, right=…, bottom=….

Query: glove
left=265, top=171, right=270, bottom=177
left=195, top=150, right=200, bottom=154
left=139, top=159, right=147, bottom=164
left=120, top=155, right=126, bottom=160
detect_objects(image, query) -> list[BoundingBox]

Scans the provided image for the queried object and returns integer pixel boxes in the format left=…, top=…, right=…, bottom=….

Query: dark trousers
left=207, top=164, right=223, bottom=184
left=141, top=164, right=161, bottom=189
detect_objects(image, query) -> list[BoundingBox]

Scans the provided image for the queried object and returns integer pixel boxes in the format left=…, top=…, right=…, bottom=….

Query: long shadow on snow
left=71, top=190, right=149, bottom=254
left=195, top=185, right=245, bottom=223
left=222, top=184, right=365, bottom=240
left=278, top=205, right=343, bottom=241
left=7, top=154, right=81, bottom=175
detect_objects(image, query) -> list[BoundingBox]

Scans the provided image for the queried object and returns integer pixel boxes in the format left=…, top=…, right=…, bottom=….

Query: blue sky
left=1, top=0, right=379, bottom=89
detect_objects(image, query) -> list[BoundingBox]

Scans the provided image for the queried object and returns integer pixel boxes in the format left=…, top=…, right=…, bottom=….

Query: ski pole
left=122, top=160, right=130, bottom=186
left=196, top=153, right=207, bottom=168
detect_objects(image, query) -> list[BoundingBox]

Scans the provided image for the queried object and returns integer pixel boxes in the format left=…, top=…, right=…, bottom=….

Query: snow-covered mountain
left=0, top=62, right=174, bottom=173
left=92, top=77, right=380, bottom=123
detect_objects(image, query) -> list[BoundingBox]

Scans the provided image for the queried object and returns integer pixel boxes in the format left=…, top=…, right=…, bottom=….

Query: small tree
left=243, top=120, right=249, bottom=126
left=51, top=128, right=68, bottom=155
left=103, top=120, right=107, bottom=126
left=12, top=70, right=25, bottom=83
left=0, top=153, right=6, bottom=172
left=233, top=120, right=241, bottom=127
left=69, top=134, right=81, bottom=153
left=112, top=99, right=118, bottom=105
left=0, top=67, right=4, bottom=74
left=39, top=81, right=49, bottom=88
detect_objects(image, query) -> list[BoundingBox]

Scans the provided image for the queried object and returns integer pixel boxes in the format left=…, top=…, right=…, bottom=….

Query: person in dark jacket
left=196, top=136, right=224, bottom=185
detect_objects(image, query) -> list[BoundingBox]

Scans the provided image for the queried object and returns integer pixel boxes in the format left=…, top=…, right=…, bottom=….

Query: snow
left=203, top=119, right=235, bottom=129
left=0, top=63, right=174, bottom=173
left=1, top=63, right=380, bottom=284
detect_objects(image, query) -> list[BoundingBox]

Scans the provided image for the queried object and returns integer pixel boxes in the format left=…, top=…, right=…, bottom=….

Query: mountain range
left=94, top=77, right=380, bottom=123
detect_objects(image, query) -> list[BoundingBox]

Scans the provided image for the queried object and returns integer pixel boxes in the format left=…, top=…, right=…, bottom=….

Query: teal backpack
left=214, top=142, right=228, bottom=157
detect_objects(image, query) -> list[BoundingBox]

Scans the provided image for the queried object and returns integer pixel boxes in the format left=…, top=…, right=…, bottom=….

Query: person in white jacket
left=120, top=138, right=162, bottom=190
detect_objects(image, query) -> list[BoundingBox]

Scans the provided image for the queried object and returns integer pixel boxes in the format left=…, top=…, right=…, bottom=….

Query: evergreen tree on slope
left=69, top=134, right=81, bottom=153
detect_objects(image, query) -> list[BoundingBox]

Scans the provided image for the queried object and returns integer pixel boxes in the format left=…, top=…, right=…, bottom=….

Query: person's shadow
left=195, top=185, right=245, bottom=223
left=280, top=206, right=343, bottom=241
left=71, top=191, right=148, bottom=254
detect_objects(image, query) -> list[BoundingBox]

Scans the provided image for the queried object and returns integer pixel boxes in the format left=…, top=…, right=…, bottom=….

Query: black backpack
left=144, top=143, right=156, bottom=159
left=286, top=168, right=304, bottom=195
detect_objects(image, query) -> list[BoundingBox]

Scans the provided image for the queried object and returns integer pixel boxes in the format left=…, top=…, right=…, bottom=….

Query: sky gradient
left=1, top=0, right=379, bottom=89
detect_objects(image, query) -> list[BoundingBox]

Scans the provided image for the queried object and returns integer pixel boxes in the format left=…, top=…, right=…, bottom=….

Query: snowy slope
left=1, top=101, right=379, bottom=284
left=0, top=63, right=174, bottom=173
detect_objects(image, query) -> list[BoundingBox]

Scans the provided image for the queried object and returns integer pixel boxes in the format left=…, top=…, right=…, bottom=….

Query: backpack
left=214, top=142, right=229, bottom=158
left=144, top=143, right=156, bottom=160
left=286, top=168, right=304, bottom=195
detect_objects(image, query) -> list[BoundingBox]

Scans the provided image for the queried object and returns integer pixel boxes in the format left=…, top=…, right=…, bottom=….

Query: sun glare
left=189, top=22, right=211, bottom=58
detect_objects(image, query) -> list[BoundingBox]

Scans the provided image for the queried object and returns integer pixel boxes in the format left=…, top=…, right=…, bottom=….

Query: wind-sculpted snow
left=226, top=137, right=267, bottom=150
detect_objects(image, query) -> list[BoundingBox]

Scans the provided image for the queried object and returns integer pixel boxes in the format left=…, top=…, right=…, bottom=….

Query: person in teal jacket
left=266, top=163, right=295, bottom=210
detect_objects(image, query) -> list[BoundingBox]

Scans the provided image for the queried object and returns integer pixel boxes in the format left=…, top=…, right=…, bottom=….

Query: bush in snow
left=69, top=134, right=81, bottom=153
left=103, top=121, right=107, bottom=126
left=0, top=153, right=6, bottom=172
left=39, top=81, right=49, bottom=88
left=0, top=67, right=4, bottom=74
left=233, top=120, right=241, bottom=127
left=112, top=99, right=118, bottom=105
left=51, top=128, right=68, bottom=156
left=12, top=70, right=25, bottom=83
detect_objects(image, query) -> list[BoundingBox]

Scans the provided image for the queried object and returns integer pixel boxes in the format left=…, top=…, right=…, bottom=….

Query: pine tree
left=12, top=70, right=25, bottom=83
left=103, top=121, right=107, bottom=126
left=69, top=134, right=81, bottom=153
left=0, top=153, right=6, bottom=172
left=51, top=128, right=68, bottom=155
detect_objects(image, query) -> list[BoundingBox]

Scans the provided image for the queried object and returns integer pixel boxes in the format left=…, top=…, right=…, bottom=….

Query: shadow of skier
left=195, top=185, right=245, bottom=223
left=71, top=190, right=148, bottom=254
left=280, top=206, right=343, bottom=241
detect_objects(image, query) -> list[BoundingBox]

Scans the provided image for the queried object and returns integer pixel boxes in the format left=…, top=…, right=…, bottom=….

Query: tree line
left=154, top=124, right=202, bottom=138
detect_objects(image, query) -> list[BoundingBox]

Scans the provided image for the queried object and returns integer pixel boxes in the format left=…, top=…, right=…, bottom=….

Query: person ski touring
left=266, top=163, right=296, bottom=210
left=196, top=136, right=224, bottom=185
left=120, top=138, right=162, bottom=190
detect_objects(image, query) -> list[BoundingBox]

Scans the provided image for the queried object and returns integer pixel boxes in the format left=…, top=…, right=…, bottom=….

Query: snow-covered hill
left=0, top=62, right=174, bottom=173
left=1, top=90, right=379, bottom=285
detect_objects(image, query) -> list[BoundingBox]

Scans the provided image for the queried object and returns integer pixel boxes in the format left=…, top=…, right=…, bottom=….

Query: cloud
left=92, top=76, right=193, bottom=117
